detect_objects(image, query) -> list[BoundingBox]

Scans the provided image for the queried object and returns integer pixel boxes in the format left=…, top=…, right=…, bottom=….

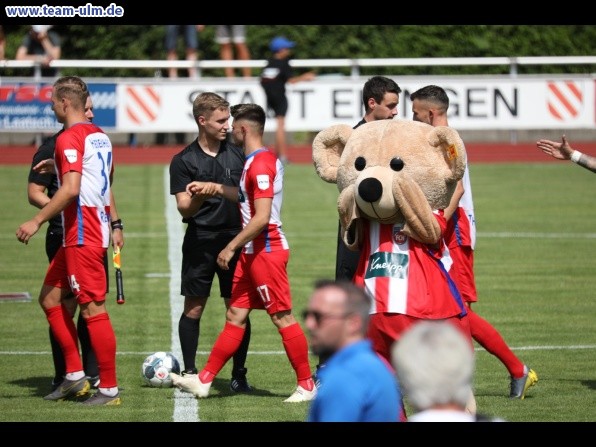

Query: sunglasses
left=301, top=310, right=352, bottom=325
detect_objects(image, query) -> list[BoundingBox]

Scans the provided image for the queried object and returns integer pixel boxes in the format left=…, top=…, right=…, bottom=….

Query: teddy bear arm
left=394, top=178, right=442, bottom=244
left=338, top=186, right=361, bottom=250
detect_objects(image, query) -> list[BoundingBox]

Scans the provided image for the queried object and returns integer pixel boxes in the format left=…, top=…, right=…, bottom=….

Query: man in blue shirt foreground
left=304, top=279, right=402, bottom=422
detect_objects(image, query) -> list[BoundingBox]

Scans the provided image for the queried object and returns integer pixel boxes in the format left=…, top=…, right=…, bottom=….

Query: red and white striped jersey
left=238, top=148, right=289, bottom=254
left=353, top=213, right=466, bottom=319
left=55, top=122, right=112, bottom=248
left=445, top=165, right=476, bottom=250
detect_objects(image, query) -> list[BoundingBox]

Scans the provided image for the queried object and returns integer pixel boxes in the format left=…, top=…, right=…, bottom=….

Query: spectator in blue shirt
left=304, top=279, right=402, bottom=422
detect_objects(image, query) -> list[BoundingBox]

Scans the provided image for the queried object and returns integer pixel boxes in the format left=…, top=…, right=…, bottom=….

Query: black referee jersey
left=169, top=138, right=245, bottom=231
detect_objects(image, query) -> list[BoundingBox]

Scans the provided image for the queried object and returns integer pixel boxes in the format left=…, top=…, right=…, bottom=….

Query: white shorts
left=215, top=25, right=246, bottom=44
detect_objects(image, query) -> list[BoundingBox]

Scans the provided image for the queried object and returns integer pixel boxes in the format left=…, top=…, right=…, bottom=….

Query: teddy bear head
left=312, top=119, right=466, bottom=246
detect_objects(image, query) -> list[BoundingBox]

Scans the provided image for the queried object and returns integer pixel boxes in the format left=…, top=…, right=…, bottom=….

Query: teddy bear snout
left=358, top=177, right=383, bottom=204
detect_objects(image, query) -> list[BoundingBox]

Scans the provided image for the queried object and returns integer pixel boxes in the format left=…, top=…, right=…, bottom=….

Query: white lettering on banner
left=92, top=76, right=596, bottom=133
left=91, top=92, right=118, bottom=109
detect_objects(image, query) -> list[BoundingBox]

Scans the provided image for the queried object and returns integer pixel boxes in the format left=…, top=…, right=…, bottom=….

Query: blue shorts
left=165, top=25, right=198, bottom=51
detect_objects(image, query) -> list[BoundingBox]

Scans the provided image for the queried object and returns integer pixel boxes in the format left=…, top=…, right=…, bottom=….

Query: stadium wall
left=3, top=142, right=596, bottom=165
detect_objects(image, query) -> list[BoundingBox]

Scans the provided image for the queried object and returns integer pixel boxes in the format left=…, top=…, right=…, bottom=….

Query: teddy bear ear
left=312, top=124, right=353, bottom=184
left=427, top=126, right=467, bottom=181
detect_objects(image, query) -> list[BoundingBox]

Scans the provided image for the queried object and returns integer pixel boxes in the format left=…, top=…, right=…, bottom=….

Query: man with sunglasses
left=304, top=279, right=401, bottom=422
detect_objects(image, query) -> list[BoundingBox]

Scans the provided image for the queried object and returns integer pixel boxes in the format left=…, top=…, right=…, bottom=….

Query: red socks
left=280, top=323, right=313, bottom=387
left=86, top=313, right=118, bottom=388
left=44, top=304, right=83, bottom=373
left=468, top=309, right=524, bottom=378
left=200, top=321, right=313, bottom=390
left=202, top=322, right=245, bottom=381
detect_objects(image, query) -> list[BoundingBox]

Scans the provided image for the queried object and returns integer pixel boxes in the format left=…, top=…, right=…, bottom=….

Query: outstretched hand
left=536, top=134, right=573, bottom=161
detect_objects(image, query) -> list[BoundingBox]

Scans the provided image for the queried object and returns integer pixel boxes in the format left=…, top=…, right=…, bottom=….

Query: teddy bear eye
left=390, top=157, right=404, bottom=172
left=355, top=156, right=366, bottom=171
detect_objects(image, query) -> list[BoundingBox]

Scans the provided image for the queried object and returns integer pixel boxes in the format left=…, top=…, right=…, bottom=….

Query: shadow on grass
left=142, top=377, right=291, bottom=400
left=209, top=377, right=281, bottom=398
left=10, top=375, right=55, bottom=397
left=10, top=376, right=125, bottom=401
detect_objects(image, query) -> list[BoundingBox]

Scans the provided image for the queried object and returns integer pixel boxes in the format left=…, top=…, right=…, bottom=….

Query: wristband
left=570, top=150, right=582, bottom=163
left=111, top=219, right=123, bottom=231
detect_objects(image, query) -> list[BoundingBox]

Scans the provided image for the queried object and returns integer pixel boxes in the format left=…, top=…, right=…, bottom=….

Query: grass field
left=0, top=161, right=595, bottom=423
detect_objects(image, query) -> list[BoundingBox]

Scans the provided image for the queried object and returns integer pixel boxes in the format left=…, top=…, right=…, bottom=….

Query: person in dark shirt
left=168, top=92, right=252, bottom=392
left=260, top=36, right=315, bottom=164
left=16, top=25, right=61, bottom=77
left=335, top=76, right=401, bottom=282
left=315, top=76, right=401, bottom=382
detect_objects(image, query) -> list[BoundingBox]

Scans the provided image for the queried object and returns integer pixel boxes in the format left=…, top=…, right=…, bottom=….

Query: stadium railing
left=2, top=56, right=596, bottom=79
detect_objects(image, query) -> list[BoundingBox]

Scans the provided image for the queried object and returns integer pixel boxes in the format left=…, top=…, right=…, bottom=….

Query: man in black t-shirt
left=16, top=25, right=61, bottom=77
left=260, top=36, right=315, bottom=164
left=334, top=76, right=402, bottom=283
left=169, top=92, right=252, bottom=392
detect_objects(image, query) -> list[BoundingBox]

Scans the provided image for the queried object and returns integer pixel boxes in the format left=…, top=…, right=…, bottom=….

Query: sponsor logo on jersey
left=257, top=174, right=269, bottom=190
left=88, top=136, right=111, bottom=149
left=366, top=252, right=409, bottom=279
left=64, top=149, right=78, bottom=163
left=393, top=225, right=407, bottom=245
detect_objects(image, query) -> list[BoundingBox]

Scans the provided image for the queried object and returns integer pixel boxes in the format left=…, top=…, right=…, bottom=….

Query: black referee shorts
left=181, top=228, right=241, bottom=299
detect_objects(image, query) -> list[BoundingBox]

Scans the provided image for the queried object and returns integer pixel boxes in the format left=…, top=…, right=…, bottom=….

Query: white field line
left=4, top=231, right=591, bottom=240
left=477, top=232, right=596, bottom=239
left=4, top=345, right=596, bottom=357
left=164, top=166, right=200, bottom=422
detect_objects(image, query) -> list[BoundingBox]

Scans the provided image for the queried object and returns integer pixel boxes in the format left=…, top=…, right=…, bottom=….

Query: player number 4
left=68, top=274, right=81, bottom=293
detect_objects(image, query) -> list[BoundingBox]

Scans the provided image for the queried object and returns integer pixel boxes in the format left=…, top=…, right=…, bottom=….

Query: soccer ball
left=141, top=351, right=181, bottom=388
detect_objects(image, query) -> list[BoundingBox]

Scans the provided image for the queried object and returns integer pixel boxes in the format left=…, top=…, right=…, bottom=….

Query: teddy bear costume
left=312, top=119, right=472, bottom=362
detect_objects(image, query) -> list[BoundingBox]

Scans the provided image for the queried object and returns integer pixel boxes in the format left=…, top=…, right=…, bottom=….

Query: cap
left=270, top=36, right=295, bottom=52
left=32, top=25, right=52, bottom=33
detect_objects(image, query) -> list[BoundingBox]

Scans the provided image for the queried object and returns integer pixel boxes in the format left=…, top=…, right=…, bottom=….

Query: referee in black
left=169, top=92, right=252, bottom=392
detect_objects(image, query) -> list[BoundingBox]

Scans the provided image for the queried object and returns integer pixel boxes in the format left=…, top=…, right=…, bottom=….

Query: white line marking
left=4, top=231, right=594, bottom=240
left=3, top=345, right=596, bottom=356
left=164, top=166, right=199, bottom=422
left=478, top=232, right=596, bottom=239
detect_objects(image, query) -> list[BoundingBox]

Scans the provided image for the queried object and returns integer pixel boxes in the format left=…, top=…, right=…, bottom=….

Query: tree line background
left=1, top=24, right=595, bottom=78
